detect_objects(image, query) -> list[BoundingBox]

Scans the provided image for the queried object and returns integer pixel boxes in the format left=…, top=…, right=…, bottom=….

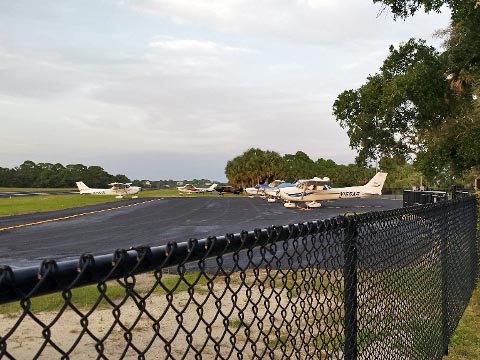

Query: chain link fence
left=0, top=196, right=478, bottom=359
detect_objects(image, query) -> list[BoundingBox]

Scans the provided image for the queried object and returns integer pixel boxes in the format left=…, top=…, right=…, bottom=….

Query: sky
left=0, top=1, right=451, bottom=181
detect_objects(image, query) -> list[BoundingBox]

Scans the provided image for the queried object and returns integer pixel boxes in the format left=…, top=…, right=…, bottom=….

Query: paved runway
left=0, top=190, right=77, bottom=198
left=0, top=197, right=402, bottom=268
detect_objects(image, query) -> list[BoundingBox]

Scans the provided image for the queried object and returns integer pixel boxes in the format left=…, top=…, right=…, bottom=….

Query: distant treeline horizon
left=0, top=161, right=133, bottom=188
left=1, top=156, right=475, bottom=190
left=0, top=161, right=224, bottom=189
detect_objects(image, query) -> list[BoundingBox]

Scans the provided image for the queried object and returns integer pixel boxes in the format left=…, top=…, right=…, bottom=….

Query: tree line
left=0, top=161, right=131, bottom=188
left=225, top=148, right=477, bottom=189
left=225, top=148, right=426, bottom=188
left=333, top=0, right=480, bottom=185
left=224, top=148, right=374, bottom=188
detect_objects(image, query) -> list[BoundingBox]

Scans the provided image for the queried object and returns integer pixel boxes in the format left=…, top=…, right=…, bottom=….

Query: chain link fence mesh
left=0, top=196, right=478, bottom=359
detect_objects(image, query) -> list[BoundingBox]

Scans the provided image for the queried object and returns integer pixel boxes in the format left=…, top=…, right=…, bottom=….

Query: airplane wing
left=108, top=182, right=124, bottom=186
left=108, top=182, right=129, bottom=191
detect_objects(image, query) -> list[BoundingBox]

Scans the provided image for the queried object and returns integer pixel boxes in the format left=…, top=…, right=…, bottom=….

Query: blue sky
left=0, top=1, right=450, bottom=181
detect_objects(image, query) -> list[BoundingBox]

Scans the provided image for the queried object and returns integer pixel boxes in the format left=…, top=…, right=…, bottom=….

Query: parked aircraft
left=245, top=180, right=284, bottom=196
left=177, top=183, right=218, bottom=194
left=215, top=185, right=244, bottom=195
left=264, top=182, right=299, bottom=199
left=278, top=172, right=388, bottom=208
left=245, top=183, right=270, bottom=196
left=75, top=181, right=141, bottom=199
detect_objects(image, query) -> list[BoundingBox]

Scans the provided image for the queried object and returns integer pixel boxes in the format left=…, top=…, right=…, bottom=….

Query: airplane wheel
left=306, top=201, right=321, bottom=208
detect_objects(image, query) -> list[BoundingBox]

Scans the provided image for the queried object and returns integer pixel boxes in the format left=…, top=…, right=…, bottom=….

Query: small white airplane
left=76, top=181, right=141, bottom=199
left=264, top=181, right=308, bottom=199
left=278, top=172, right=388, bottom=208
left=177, top=183, right=218, bottom=194
left=245, top=184, right=269, bottom=196
left=245, top=180, right=285, bottom=196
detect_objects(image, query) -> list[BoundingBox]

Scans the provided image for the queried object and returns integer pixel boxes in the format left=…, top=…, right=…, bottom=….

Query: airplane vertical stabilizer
left=75, top=181, right=90, bottom=192
left=363, top=172, right=388, bottom=195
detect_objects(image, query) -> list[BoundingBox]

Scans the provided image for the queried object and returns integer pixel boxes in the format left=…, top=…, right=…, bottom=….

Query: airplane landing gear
left=306, top=201, right=321, bottom=208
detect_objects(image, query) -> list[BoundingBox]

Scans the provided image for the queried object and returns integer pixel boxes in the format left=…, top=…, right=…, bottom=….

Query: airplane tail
left=75, top=181, right=90, bottom=192
left=209, top=183, right=218, bottom=191
left=363, top=172, right=388, bottom=195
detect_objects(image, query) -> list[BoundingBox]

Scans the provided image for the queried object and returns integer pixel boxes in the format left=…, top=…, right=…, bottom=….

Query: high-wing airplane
left=76, top=181, right=141, bottom=199
left=177, top=183, right=218, bottom=194
left=245, top=180, right=284, bottom=196
left=263, top=182, right=299, bottom=199
left=245, top=183, right=270, bottom=196
left=214, top=185, right=244, bottom=195
left=278, top=172, right=388, bottom=208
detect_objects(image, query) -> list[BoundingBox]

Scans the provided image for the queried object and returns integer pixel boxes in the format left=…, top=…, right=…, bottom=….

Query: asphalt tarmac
left=0, top=190, right=77, bottom=198
left=0, top=196, right=402, bottom=269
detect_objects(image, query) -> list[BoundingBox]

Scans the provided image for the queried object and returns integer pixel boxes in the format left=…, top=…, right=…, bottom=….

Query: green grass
left=268, top=331, right=291, bottom=349
left=0, top=281, right=128, bottom=314
left=0, top=272, right=209, bottom=315
left=446, top=195, right=480, bottom=358
left=0, top=194, right=124, bottom=217
left=228, top=318, right=245, bottom=329
left=270, top=268, right=344, bottom=298
left=446, top=281, right=480, bottom=359
left=355, top=265, right=480, bottom=358
left=137, top=189, right=179, bottom=197
left=0, top=187, right=77, bottom=191
left=154, top=271, right=209, bottom=295
left=0, top=188, right=243, bottom=217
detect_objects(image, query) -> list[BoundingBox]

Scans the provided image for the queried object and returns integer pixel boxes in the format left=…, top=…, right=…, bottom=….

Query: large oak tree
left=334, top=0, right=480, bottom=183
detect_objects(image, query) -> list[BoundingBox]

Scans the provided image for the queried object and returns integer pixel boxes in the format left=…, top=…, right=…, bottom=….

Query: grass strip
left=446, top=282, right=480, bottom=359
left=0, top=189, right=244, bottom=217
left=0, top=272, right=209, bottom=315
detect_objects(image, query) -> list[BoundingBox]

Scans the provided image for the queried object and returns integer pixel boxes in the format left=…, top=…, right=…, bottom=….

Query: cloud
left=0, top=46, right=109, bottom=100
left=0, top=137, right=36, bottom=156
left=116, top=0, right=450, bottom=46
left=149, top=37, right=256, bottom=54
left=268, top=63, right=303, bottom=72
left=198, top=121, right=246, bottom=135
left=139, top=36, right=259, bottom=79
left=0, top=0, right=451, bottom=179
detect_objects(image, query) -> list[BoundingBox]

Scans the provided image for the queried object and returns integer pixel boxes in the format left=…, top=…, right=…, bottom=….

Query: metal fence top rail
left=0, top=196, right=476, bottom=305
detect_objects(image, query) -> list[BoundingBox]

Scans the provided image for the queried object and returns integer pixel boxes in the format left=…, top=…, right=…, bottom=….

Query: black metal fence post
left=440, top=216, right=450, bottom=356
left=474, top=197, right=480, bottom=283
left=451, top=185, right=457, bottom=200
left=343, top=217, right=358, bottom=360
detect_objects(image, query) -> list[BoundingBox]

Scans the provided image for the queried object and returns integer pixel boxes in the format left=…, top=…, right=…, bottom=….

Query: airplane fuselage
left=79, top=187, right=140, bottom=196
left=279, top=173, right=388, bottom=203
left=177, top=183, right=218, bottom=193
left=245, top=186, right=267, bottom=196
left=279, top=186, right=377, bottom=202
left=75, top=181, right=140, bottom=198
